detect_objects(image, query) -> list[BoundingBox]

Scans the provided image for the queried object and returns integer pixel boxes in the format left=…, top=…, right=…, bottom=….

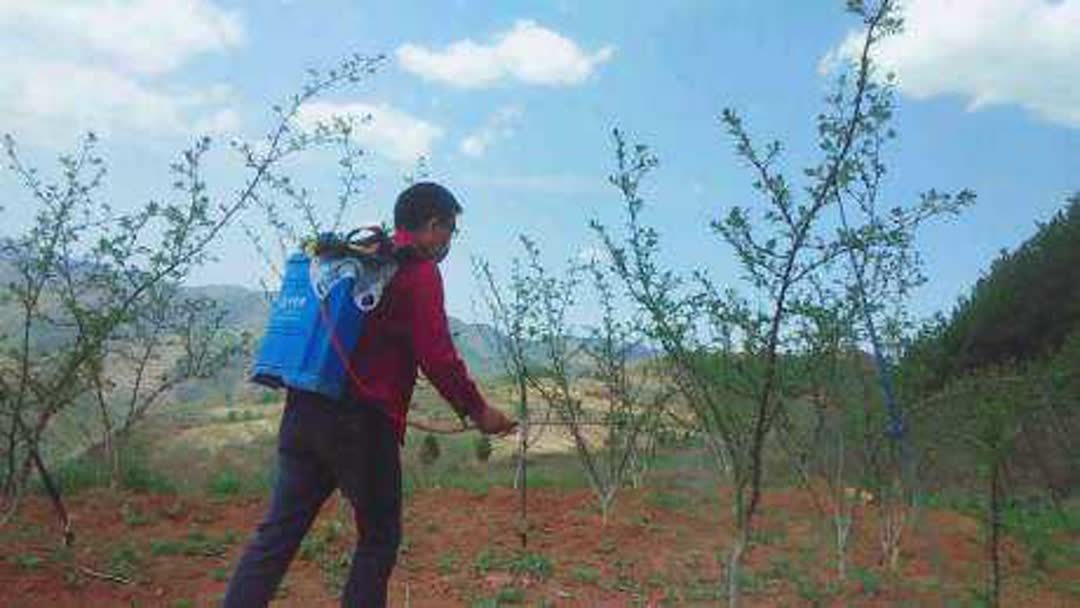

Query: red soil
left=1, top=486, right=1076, bottom=607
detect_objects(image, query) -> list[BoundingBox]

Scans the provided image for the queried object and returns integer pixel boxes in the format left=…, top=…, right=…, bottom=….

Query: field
left=2, top=395, right=1078, bottom=608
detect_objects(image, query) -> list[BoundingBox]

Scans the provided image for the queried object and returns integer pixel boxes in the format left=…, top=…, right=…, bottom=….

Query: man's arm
left=406, top=262, right=516, bottom=435
left=406, top=262, right=489, bottom=420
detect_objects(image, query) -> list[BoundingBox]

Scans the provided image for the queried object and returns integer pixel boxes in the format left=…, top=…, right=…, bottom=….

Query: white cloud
left=295, top=101, right=444, bottom=164
left=397, top=20, right=614, bottom=88
left=822, top=0, right=1080, bottom=128
left=0, top=60, right=241, bottom=146
left=0, top=0, right=245, bottom=145
left=0, top=0, right=244, bottom=75
left=460, top=106, right=522, bottom=157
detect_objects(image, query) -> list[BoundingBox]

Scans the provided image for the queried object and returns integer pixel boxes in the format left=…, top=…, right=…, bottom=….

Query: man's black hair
left=394, top=181, right=462, bottom=230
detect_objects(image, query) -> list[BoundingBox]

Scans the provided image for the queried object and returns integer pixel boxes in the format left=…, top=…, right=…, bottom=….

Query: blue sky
left=1, top=0, right=1077, bottom=325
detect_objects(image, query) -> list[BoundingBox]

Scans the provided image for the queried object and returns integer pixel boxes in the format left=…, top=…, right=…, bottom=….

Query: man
left=224, top=182, right=517, bottom=607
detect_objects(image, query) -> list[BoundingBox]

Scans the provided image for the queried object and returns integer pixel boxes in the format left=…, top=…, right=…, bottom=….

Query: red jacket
left=347, top=230, right=488, bottom=442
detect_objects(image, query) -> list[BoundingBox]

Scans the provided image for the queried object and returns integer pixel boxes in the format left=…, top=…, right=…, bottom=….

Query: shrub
left=508, top=551, right=553, bottom=581
left=420, top=434, right=441, bottom=465
left=121, top=456, right=177, bottom=494
left=474, top=434, right=493, bottom=463
left=208, top=470, right=242, bottom=498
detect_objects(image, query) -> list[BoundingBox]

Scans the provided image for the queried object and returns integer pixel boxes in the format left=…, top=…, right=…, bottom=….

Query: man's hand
left=473, top=406, right=517, bottom=437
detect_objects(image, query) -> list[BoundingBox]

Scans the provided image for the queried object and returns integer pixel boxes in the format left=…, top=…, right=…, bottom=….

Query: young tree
left=935, top=367, right=1026, bottom=608
left=580, top=259, right=671, bottom=493
left=511, top=237, right=666, bottom=524
left=594, top=2, right=972, bottom=603
left=0, top=54, right=385, bottom=544
left=84, top=283, right=242, bottom=487
left=474, top=256, right=539, bottom=548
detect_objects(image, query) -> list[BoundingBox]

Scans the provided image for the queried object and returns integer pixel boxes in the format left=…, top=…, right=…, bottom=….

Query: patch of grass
left=571, top=565, right=600, bottom=584
left=274, top=579, right=291, bottom=599
left=171, top=599, right=195, bottom=608
left=507, top=551, right=553, bottom=581
left=1056, top=577, right=1080, bottom=598
left=473, top=548, right=501, bottom=574
left=207, top=469, right=242, bottom=498
left=473, top=434, right=493, bottom=463
left=495, top=585, right=526, bottom=604
left=765, top=555, right=793, bottom=580
left=437, top=550, right=460, bottom=575
left=107, top=542, right=143, bottom=580
left=224, top=409, right=263, bottom=423
left=8, top=552, right=44, bottom=570
left=123, top=467, right=176, bottom=494
left=681, top=580, right=723, bottom=602
left=51, top=457, right=112, bottom=495
left=121, top=501, right=152, bottom=527
left=299, top=520, right=346, bottom=561
left=614, top=571, right=642, bottom=594
left=190, top=530, right=235, bottom=557
left=646, top=572, right=668, bottom=590
left=401, top=476, right=417, bottom=499
left=46, top=442, right=175, bottom=496
left=163, top=500, right=186, bottom=520
left=121, top=450, right=178, bottom=494
left=965, top=586, right=993, bottom=608
left=149, top=538, right=183, bottom=556
left=791, top=573, right=838, bottom=607
left=607, top=557, right=642, bottom=593
left=525, top=468, right=587, bottom=489
left=297, top=519, right=352, bottom=593
left=595, top=537, right=618, bottom=556
left=646, top=490, right=690, bottom=510
left=439, top=472, right=493, bottom=497
left=853, top=566, right=882, bottom=595
left=1001, top=499, right=1080, bottom=572
left=680, top=549, right=706, bottom=571
left=316, top=548, right=352, bottom=594
left=752, top=525, right=787, bottom=545
left=149, top=530, right=236, bottom=558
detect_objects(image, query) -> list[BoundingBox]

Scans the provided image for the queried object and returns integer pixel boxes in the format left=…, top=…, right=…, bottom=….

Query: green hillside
left=899, top=193, right=1080, bottom=499
left=903, top=193, right=1080, bottom=391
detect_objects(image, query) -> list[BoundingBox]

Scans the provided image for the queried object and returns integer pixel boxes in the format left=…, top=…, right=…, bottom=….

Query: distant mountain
left=0, top=254, right=656, bottom=388
left=190, top=281, right=512, bottom=378
left=448, top=316, right=507, bottom=378
left=901, top=194, right=1080, bottom=391
left=184, top=284, right=272, bottom=335
left=197, top=282, right=656, bottom=380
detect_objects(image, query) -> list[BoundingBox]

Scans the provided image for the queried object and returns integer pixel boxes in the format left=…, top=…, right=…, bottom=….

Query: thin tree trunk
left=95, top=388, right=119, bottom=488
left=834, top=426, right=850, bottom=582
left=727, top=532, right=745, bottom=608
left=517, top=376, right=529, bottom=549
left=727, top=483, right=749, bottom=608
left=988, top=459, right=1002, bottom=608
left=3, top=422, right=18, bottom=496
left=30, top=445, right=73, bottom=546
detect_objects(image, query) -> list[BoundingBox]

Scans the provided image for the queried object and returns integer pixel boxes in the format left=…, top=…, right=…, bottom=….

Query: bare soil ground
left=3, top=481, right=1077, bottom=607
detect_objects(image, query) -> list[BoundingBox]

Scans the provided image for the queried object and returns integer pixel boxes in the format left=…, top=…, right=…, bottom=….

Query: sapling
left=0, top=54, right=386, bottom=543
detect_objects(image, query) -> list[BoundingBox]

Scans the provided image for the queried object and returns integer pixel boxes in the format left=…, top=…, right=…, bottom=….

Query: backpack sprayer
left=249, top=226, right=480, bottom=434
left=250, top=226, right=399, bottom=401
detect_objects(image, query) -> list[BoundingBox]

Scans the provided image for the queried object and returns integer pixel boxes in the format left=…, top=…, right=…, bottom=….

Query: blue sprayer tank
left=250, top=253, right=367, bottom=401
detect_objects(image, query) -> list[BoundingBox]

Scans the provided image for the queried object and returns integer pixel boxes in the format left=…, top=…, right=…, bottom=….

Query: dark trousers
left=223, top=389, right=401, bottom=607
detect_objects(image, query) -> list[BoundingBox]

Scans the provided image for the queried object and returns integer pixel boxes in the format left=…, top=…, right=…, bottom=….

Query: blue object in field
left=251, top=251, right=387, bottom=401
